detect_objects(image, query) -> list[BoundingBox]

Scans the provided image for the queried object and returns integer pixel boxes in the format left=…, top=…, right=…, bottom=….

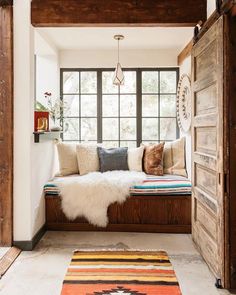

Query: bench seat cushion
left=44, top=174, right=191, bottom=197
left=129, top=174, right=191, bottom=196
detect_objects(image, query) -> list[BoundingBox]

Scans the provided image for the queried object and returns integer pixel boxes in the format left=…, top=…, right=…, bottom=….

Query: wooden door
left=191, top=16, right=226, bottom=286
left=0, top=5, right=13, bottom=246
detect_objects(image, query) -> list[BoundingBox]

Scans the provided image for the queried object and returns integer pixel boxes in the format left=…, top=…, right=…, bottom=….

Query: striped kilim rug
left=61, top=250, right=182, bottom=295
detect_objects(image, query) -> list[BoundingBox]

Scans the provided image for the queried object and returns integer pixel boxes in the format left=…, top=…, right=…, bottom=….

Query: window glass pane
left=142, top=71, right=159, bottom=93
left=102, top=141, right=119, bottom=148
left=81, top=95, right=97, bottom=117
left=61, top=69, right=178, bottom=144
left=120, top=71, right=136, bottom=93
left=142, top=118, right=159, bottom=140
left=120, top=141, right=137, bottom=148
left=160, top=95, right=176, bottom=117
left=81, top=71, right=97, bottom=93
left=81, top=118, right=97, bottom=141
left=63, top=95, right=79, bottom=117
left=63, top=118, right=79, bottom=140
left=120, top=118, right=136, bottom=140
left=120, top=95, right=136, bottom=117
left=103, top=95, right=118, bottom=117
left=160, top=118, right=176, bottom=140
left=102, top=72, right=118, bottom=94
left=160, top=71, right=176, bottom=93
left=103, top=118, right=119, bottom=140
left=63, top=72, right=79, bottom=94
left=142, top=95, right=158, bottom=117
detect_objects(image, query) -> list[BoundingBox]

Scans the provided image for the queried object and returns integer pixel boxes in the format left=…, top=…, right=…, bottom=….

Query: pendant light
left=113, top=34, right=125, bottom=86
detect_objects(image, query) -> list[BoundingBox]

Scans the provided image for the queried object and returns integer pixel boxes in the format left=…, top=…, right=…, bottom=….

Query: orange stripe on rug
left=61, top=251, right=182, bottom=295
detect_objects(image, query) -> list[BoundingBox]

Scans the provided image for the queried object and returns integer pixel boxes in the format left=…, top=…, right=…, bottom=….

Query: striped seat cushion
left=44, top=183, right=60, bottom=195
left=44, top=174, right=191, bottom=197
left=129, top=174, right=191, bottom=196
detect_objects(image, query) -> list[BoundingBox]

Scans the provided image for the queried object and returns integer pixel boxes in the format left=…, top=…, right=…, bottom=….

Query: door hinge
left=224, top=173, right=228, bottom=194
left=215, top=278, right=223, bottom=289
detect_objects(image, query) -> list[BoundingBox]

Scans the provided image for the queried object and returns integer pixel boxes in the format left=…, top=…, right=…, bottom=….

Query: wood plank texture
left=0, top=247, right=21, bottom=277
left=191, top=16, right=226, bottom=286
left=45, top=195, right=191, bottom=233
left=0, top=6, right=13, bottom=246
left=31, top=0, right=207, bottom=27
left=177, top=40, right=193, bottom=66
left=226, top=4, right=236, bottom=289
left=0, top=1, right=13, bottom=6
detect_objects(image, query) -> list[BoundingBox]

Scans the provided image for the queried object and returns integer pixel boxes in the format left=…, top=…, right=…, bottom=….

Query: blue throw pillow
left=97, top=147, right=129, bottom=172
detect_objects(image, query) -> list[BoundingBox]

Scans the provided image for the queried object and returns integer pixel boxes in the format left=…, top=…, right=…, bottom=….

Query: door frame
left=0, top=2, right=13, bottom=246
left=1, top=0, right=236, bottom=289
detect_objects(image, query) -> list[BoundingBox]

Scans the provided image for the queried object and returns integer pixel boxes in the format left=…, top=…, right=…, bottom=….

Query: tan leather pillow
left=163, top=137, right=187, bottom=177
left=143, top=142, right=165, bottom=176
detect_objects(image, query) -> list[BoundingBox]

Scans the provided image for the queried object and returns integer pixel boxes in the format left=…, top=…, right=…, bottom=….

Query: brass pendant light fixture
left=113, top=34, right=125, bottom=86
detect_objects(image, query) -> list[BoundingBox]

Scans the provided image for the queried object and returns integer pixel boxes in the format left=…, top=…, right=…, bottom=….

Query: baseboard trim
left=13, top=224, right=46, bottom=251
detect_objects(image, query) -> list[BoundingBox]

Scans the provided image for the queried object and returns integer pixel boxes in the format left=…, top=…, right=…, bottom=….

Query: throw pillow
left=143, top=142, right=165, bottom=176
left=128, top=146, right=144, bottom=172
left=57, top=142, right=79, bottom=176
left=97, top=147, right=129, bottom=172
left=163, top=137, right=187, bottom=177
left=76, top=143, right=100, bottom=176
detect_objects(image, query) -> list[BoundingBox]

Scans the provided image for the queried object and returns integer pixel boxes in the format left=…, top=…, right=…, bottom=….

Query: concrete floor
left=0, top=231, right=233, bottom=295
left=0, top=248, right=9, bottom=261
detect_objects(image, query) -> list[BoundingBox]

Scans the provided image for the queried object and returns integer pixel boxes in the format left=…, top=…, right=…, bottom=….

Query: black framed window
left=61, top=68, right=179, bottom=147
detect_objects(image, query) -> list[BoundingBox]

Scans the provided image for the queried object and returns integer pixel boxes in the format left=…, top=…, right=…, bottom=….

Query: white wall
left=32, top=37, right=60, bottom=235
left=14, top=0, right=59, bottom=241
left=36, top=55, right=59, bottom=106
left=60, top=49, right=178, bottom=68
left=207, top=0, right=215, bottom=18
left=178, top=0, right=216, bottom=179
left=14, top=0, right=34, bottom=241
left=179, top=56, right=191, bottom=179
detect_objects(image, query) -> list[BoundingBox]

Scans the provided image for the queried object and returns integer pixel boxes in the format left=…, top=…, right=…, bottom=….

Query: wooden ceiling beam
left=0, top=0, right=13, bottom=7
left=31, top=0, right=207, bottom=27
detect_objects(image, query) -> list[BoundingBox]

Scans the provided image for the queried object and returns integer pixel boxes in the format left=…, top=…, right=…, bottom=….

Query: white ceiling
left=37, top=27, right=193, bottom=51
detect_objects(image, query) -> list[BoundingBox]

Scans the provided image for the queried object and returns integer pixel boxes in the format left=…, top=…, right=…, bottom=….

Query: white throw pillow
left=76, top=143, right=99, bottom=175
left=128, top=146, right=144, bottom=172
left=163, top=137, right=187, bottom=177
left=57, top=143, right=79, bottom=176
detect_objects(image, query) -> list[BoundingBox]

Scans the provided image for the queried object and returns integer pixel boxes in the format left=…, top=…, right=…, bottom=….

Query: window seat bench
left=44, top=174, right=192, bottom=233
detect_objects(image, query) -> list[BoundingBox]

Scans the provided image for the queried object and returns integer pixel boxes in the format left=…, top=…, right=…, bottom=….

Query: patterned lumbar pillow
left=97, top=147, right=129, bottom=172
left=128, top=146, right=144, bottom=172
left=76, top=143, right=100, bottom=176
left=143, top=142, right=165, bottom=176
left=57, top=142, right=79, bottom=176
left=163, top=137, right=187, bottom=177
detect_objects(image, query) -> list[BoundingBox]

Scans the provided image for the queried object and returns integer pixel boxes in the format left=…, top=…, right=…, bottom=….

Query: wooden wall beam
left=31, top=0, right=207, bottom=27
left=0, top=1, right=13, bottom=7
left=177, top=40, right=193, bottom=66
left=0, top=5, right=13, bottom=246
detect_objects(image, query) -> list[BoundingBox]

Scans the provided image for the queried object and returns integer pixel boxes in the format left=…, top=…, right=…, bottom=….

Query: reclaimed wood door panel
left=0, top=6, right=13, bottom=246
left=192, top=17, right=225, bottom=285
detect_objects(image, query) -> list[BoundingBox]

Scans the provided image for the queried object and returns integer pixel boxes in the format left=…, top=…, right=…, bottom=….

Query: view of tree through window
left=61, top=68, right=179, bottom=146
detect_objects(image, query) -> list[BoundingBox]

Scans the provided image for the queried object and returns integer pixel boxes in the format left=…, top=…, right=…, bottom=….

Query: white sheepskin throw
left=58, top=171, right=146, bottom=227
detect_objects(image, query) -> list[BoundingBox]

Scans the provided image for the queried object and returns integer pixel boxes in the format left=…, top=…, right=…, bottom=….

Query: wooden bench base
left=45, top=194, right=191, bottom=234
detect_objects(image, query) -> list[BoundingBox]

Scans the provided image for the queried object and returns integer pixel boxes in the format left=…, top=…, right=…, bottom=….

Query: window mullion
left=79, top=71, right=81, bottom=142
left=97, top=70, right=102, bottom=143
left=137, top=69, right=142, bottom=147
left=158, top=70, right=161, bottom=143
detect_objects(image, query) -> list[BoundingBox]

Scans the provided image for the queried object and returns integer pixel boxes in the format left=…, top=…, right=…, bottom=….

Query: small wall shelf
left=33, top=131, right=63, bottom=143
